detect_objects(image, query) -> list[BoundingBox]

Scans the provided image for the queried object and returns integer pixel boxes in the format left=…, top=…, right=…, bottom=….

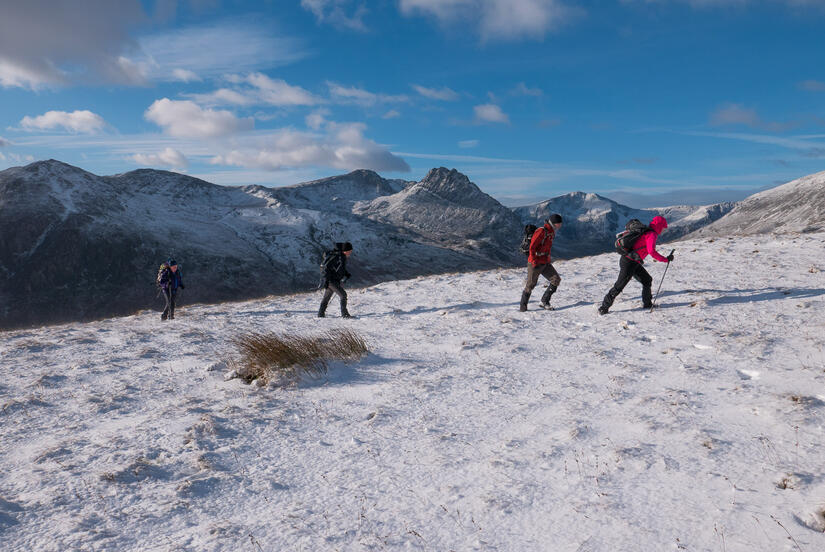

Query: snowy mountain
left=513, top=191, right=735, bottom=257
left=2, top=231, right=824, bottom=551
left=686, top=170, right=825, bottom=237
left=0, top=161, right=522, bottom=329
left=354, top=167, right=524, bottom=264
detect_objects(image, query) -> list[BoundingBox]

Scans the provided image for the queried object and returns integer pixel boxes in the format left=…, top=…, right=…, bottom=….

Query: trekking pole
left=651, top=249, right=675, bottom=312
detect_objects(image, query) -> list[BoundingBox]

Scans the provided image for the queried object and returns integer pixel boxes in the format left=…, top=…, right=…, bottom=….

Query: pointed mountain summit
left=354, top=167, right=523, bottom=264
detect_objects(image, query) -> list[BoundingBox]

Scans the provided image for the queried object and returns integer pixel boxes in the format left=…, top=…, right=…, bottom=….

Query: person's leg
left=169, top=291, right=177, bottom=319
left=329, top=281, right=350, bottom=317
left=520, top=264, right=541, bottom=311
left=633, top=265, right=654, bottom=308
left=600, top=257, right=635, bottom=313
left=161, top=288, right=172, bottom=320
left=539, top=264, right=561, bottom=307
left=318, top=286, right=334, bottom=317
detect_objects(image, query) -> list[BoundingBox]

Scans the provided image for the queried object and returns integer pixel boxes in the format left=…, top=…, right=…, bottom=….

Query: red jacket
left=528, top=223, right=555, bottom=266
left=631, top=216, right=669, bottom=263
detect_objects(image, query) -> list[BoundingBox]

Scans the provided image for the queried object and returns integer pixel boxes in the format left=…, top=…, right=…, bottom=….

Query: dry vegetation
left=230, top=329, right=368, bottom=386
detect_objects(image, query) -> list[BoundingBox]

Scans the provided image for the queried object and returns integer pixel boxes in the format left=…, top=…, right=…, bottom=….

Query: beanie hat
left=549, top=214, right=563, bottom=224
left=168, top=259, right=177, bottom=266
left=342, top=242, right=353, bottom=252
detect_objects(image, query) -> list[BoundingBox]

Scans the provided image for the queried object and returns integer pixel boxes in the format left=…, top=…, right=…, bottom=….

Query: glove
left=179, top=283, right=185, bottom=289
left=666, top=253, right=674, bottom=262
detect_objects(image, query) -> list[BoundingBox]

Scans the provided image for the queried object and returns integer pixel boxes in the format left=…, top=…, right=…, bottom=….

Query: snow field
left=1, top=233, right=824, bottom=551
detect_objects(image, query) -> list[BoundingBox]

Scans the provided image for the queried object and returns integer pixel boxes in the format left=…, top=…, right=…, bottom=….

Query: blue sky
left=1, top=0, right=824, bottom=206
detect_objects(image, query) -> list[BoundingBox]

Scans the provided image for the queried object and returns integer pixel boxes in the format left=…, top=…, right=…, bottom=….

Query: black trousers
left=319, top=281, right=348, bottom=316
left=601, top=256, right=653, bottom=310
left=162, top=288, right=177, bottom=320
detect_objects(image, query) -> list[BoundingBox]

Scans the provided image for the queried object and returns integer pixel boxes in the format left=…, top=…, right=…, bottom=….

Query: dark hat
left=168, top=259, right=177, bottom=266
left=342, top=242, right=353, bottom=252
left=549, top=214, right=563, bottom=224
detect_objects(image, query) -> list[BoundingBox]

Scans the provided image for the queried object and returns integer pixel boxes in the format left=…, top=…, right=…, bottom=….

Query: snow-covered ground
left=2, top=233, right=824, bottom=551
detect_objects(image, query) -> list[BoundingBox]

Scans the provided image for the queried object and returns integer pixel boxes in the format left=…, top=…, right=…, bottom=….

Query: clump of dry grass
left=230, top=329, right=368, bottom=386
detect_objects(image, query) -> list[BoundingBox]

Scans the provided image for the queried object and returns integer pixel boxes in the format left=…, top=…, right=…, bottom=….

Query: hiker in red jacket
left=520, top=214, right=563, bottom=311
left=598, top=216, right=674, bottom=315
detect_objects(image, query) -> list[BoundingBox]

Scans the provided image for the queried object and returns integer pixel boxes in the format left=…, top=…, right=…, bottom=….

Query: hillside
left=686, top=170, right=825, bottom=237
left=1, top=232, right=824, bottom=551
left=0, top=161, right=522, bottom=329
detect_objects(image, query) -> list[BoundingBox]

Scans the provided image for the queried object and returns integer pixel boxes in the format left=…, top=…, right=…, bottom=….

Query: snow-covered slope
left=0, top=161, right=520, bottom=329
left=513, top=192, right=735, bottom=257
left=2, top=232, right=824, bottom=551
left=687, top=170, right=825, bottom=237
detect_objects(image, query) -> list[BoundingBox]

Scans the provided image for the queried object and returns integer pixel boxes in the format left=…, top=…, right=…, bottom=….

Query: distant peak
left=346, top=168, right=381, bottom=179
left=423, top=167, right=469, bottom=183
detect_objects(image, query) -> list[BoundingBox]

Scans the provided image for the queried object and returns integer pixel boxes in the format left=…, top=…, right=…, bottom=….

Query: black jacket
left=322, top=250, right=350, bottom=285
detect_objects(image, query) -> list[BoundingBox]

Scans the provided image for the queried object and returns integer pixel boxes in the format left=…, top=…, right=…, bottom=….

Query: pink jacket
left=631, top=216, right=669, bottom=263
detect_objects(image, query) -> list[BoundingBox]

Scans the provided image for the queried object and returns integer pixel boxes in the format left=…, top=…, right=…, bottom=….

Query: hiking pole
left=651, top=249, right=675, bottom=312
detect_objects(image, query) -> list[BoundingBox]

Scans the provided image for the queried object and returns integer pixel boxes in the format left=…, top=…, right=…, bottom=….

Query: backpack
left=320, top=250, right=341, bottom=277
left=615, top=219, right=651, bottom=259
left=519, top=224, right=538, bottom=256
left=156, top=263, right=170, bottom=288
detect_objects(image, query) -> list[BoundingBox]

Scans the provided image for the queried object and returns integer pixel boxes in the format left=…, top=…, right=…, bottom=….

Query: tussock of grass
left=230, top=329, right=368, bottom=386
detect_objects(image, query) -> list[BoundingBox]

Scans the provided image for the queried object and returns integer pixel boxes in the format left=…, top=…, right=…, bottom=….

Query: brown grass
left=230, top=329, right=368, bottom=386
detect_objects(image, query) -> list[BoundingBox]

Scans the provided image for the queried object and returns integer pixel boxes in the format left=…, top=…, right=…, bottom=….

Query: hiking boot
left=318, top=312, right=325, bottom=318
left=598, top=306, right=608, bottom=316
left=161, top=313, right=168, bottom=321
left=519, top=291, right=531, bottom=312
left=539, top=302, right=554, bottom=310
left=342, top=312, right=352, bottom=319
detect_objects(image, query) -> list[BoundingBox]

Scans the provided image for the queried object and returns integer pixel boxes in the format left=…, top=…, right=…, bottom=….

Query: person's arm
left=528, top=229, right=543, bottom=264
left=646, top=233, right=669, bottom=263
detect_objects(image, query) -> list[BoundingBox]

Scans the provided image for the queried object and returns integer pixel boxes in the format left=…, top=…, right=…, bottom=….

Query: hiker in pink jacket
left=598, top=216, right=674, bottom=314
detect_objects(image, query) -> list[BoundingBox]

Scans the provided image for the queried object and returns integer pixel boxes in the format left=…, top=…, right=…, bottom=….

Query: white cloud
left=189, top=88, right=258, bottom=107
left=145, top=99, right=254, bottom=138
left=210, top=122, right=409, bottom=172
left=0, top=6, right=306, bottom=89
left=399, top=0, right=578, bottom=41
left=458, top=139, right=480, bottom=148
left=0, top=1, right=148, bottom=89
left=171, top=68, right=202, bottom=82
left=20, top=110, right=108, bottom=134
left=474, top=103, right=510, bottom=124
left=306, top=109, right=331, bottom=130
left=187, top=74, right=319, bottom=108
left=246, top=73, right=319, bottom=106
left=301, top=0, right=369, bottom=31
left=382, top=110, right=402, bottom=119
left=512, top=82, right=544, bottom=96
left=136, top=19, right=307, bottom=82
left=412, top=84, right=460, bottom=101
left=328, top=82, right=409, bottom=106
left=0, top=136, right=10, bottom=147
left=132, top=147, right=189, bottom=169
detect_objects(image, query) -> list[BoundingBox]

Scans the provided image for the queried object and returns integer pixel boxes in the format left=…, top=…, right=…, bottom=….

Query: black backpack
left=615, top=219, right=651, bottom=259
left=519, top=224, right=538, bottom=256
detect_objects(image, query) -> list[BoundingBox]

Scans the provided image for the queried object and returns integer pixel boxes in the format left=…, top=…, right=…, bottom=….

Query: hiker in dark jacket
left=158, top=259, right=184, bottom=321
left=520, top=214, right=563, bottom=311
left=319, top=242, right=352, bottom=318
left=598, top=216, right=673, bottom=315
